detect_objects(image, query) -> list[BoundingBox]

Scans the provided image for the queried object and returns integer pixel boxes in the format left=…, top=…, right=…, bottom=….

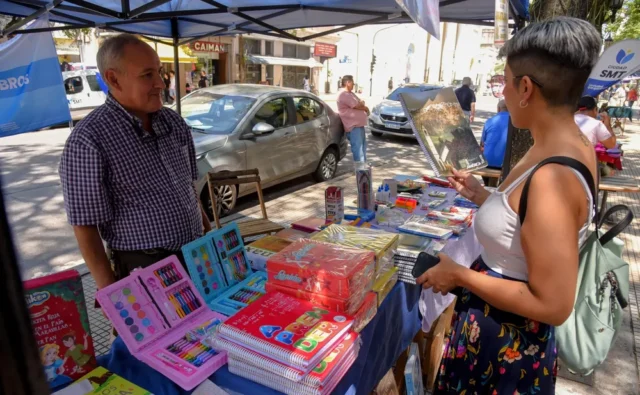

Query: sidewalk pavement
left=82, top=119, right=640, bottom=394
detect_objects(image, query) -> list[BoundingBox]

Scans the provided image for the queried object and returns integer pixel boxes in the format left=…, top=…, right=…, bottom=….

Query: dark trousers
left=111, top=248, right=187, bottom=281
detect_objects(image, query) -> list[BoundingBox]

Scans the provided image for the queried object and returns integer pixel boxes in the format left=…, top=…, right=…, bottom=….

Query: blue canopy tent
left=1, top=0, right=528, bottom=113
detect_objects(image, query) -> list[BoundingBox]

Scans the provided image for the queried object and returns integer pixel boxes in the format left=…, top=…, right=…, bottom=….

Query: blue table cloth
left=97, top=282, right=422, bottom=394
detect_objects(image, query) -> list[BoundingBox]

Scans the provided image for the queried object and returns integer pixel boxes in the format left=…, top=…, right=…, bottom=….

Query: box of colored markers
left=96, top=256, right=228, bottom=391
left=182, top=222, right=267, bottom=316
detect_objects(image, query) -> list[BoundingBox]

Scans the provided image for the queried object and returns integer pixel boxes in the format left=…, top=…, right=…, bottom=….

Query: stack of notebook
left=393, top=234, right=433, bottom=284
left=214, top=292, right=360, bottom=395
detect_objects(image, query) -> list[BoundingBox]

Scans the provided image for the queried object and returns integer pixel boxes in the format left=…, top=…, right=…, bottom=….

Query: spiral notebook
left=399, top=87, right=486, bottom=177
left=218, top=292, right=353, bottom=372
left=214, top=331, right=359, bottom=384
left=228, top=352, right=356, bottom=395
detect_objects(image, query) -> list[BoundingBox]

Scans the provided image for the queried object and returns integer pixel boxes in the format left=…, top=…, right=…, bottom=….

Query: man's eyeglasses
left=513, top=75, right=545, bottom=89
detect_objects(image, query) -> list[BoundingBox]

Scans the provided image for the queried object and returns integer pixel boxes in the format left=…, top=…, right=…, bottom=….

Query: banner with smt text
left=583, top=39, right=640, bottom=97
left=0, top=16, right=71, bottom=137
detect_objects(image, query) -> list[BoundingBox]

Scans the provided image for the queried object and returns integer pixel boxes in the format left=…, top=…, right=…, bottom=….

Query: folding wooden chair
left=207, top=169, right=284, bottom=241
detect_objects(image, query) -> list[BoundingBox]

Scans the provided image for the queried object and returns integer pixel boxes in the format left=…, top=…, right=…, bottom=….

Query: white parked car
left=62, top=70, right=106, bottom=110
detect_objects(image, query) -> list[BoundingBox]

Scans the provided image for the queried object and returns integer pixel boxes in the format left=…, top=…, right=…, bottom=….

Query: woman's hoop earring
left=519, top=100, right=529, bottom=108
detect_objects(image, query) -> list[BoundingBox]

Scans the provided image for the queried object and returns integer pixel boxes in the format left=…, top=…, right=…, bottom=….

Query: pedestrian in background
left=480, top=99, right=509, bottom=186
left=455, top=76, right=476, bottom=122
left=169, top=70, right=176, bottom=102
left=59, top=34, right=211, bottom=293
left=162, top=72, right=170, bottom=103
left=198, top=69, right=207, bottom=88
left=388, top=77, right=393, bottom=94
left=337, top=75, right=369, bottom=163
left=627, top=84, right=637, bottom=122
left=575, top=96, right=617, bottom=149
left=303, top=75, right=311, bottom=92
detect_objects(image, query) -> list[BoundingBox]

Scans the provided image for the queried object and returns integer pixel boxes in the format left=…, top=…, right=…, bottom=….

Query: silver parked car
left=181, top=84, right=348, bottom=217
left=368, top=84, right=442, bottom=138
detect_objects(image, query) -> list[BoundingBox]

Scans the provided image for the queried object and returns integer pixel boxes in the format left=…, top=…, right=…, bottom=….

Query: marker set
left=182, top=223, right=267, bottom=316
left=154, top=265, right=182, bottom=287
left=96, top=257, right=227, bottom=391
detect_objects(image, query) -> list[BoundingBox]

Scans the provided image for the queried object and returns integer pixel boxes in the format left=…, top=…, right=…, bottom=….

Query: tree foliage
left=606, top=0, right=640, bottom=41
left=530, top=0, right=613, bottom=31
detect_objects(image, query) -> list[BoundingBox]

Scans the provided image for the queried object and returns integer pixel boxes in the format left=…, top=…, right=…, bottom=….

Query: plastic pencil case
left=353, top=292, right=377, bottom=333
left=182, top=223, right=258, bottom=317
left=265, top=282, right=368, bottom=315
left=95, top=256, right=227, bottom=391
left=209, top=272, right=267, bottom=316
left=311, top=225, right=399, bottom=275
left=266, top=239, right=375, bottom=299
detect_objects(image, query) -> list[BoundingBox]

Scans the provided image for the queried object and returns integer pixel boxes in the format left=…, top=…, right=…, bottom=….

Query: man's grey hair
left=97, top=33, right=148, bottom=77
left=462, top=77, right=472, bottom=86
left=498, top=99, right=508, bottom=111
left=497, top=17, right=601, bottom=108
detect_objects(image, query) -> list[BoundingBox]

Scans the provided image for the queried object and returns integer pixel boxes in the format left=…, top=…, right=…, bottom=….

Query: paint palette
left=182, top=223, right=265, bottom=317
left=96, top=256, right=228, bottom=391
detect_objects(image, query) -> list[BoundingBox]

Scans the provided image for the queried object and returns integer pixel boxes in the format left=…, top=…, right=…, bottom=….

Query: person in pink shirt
left=337, top=75, right=370, bottom=162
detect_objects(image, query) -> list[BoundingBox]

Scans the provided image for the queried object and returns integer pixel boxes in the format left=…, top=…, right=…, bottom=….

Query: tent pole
left=1, top=0, right=63, bottom=36
left=171, top=17, right=182, bottom=115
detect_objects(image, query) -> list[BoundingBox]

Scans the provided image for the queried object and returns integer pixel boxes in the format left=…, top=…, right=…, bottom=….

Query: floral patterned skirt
left=433, top=257, right=557, bottom=395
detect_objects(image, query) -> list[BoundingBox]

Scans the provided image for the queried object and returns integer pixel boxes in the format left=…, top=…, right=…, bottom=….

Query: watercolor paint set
left=95, top=256, right=227, bottom=391
left=181, top=223, right=267, bottom=316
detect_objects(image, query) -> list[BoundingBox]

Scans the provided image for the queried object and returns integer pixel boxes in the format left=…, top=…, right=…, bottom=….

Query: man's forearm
left=73, top=225, right=114, bottom=290
left=471, top=103, right=476, bottom=117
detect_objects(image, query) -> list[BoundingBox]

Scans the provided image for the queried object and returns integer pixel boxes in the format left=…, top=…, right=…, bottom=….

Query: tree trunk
left=238, top=35, right=246, bottom=83
left=501, top=0, right=606, bottom=180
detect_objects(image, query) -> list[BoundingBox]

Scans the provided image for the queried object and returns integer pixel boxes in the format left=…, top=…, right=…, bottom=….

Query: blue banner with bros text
left=0, top=17, right=70, bottom=137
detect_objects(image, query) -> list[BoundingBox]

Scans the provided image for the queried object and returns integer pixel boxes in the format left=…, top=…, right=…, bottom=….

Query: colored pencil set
left=223, top=231, right=240, bottom=250
left=229, top=288, right=262, bottom=304
left=167, top=284, right=202, bottom=318
left=167, top=336, right=219, bottom=367
left=154, top=264, right=182, bottom=287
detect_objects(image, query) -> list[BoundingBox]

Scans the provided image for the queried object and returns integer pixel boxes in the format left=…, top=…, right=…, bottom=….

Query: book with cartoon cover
left=399, top=87, right=486, bottom=177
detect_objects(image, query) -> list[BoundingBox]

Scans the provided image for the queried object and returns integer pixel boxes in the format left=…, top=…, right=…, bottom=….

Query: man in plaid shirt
left=59, top=34, right=211, bottom=291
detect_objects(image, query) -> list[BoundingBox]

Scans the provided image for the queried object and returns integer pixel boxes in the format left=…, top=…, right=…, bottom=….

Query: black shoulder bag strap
left=518, top=156, right=633, bottom=247
left=518, top=156, right=597, bottom=226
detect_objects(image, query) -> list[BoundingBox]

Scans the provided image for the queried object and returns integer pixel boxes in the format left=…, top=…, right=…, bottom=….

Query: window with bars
left=244, top=38, right=261, bottom=55
left=282, top=43, right=312, bottom=59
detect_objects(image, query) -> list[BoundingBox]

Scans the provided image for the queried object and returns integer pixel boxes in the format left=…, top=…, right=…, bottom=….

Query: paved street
left=0, top=92, right=498, bottom=279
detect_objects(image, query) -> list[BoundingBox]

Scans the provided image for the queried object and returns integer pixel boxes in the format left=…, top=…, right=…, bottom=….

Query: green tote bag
left=518, top=156, right=633, bottom=375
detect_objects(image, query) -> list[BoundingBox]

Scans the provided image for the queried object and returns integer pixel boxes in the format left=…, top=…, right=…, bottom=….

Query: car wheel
left=314, top=147, right=338, bottom=182
left=371, top=130, right=383, bottom=138
left=200, top=182, right=237, bottom=220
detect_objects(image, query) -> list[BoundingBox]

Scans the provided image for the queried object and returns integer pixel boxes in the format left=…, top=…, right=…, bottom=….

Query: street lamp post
left=370, top=25, right=400, bottom=96
left=339, top=30, right=359, bottom=90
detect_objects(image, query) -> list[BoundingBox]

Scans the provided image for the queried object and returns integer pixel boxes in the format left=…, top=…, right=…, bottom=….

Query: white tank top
left=474, top=165, right=593, bottom=281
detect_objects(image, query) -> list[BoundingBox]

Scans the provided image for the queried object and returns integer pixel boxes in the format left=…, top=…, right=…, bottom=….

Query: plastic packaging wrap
left=266, top=239, right=375, bottom=299
left=265, top=282, right=367, bottom=315
left=353, top=292, right=377, bottom=333
left=372, top=267, right=399, bottom=307
left=311, top=225, right=399, bottom=277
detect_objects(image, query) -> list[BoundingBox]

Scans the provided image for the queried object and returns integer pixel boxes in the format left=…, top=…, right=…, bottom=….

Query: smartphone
left=412, top=252, right=441, bottom=278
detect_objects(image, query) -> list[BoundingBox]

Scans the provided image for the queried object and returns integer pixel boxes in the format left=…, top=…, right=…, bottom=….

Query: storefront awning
left=147, top=41, right=197, bottom=64
left=246, top=55, right=323, bottom=69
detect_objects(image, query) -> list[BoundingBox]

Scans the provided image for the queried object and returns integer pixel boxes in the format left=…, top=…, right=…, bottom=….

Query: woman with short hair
left=418, top=17, right=601, bottom=394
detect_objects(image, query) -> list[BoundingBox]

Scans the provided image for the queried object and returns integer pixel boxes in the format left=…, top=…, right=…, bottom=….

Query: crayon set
left=166, top=285, right=202, bottom=318
left=166, top=336, right=219, bottom=367
left=222, top=230, right=240, bottom=250
left=182, top=223, right=267, bottom=317
left=96, top=256, right=228, bottom=391
left=154, top=263, right=183, bottom=287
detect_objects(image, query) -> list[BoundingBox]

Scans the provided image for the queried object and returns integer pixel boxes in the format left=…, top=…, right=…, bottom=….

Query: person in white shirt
left=610, top=84, right=627, bottom=106
left=574, top=96, right=617, bottom=149
left=169, top=70, right=176, bottom=101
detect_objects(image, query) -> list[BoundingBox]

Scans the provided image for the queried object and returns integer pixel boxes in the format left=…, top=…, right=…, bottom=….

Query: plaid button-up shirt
left=59, top=95, right=203, bottom=251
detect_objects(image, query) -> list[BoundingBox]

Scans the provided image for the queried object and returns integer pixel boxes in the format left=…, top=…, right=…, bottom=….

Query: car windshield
left=181, top=91, right=255, bottom=135
left=387, top=86, right=440, bottom=101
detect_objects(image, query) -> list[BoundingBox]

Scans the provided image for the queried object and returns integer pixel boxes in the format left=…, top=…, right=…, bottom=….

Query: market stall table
left=598, top=175, right=640, bottom=222
left=97, top=281, right=423, bottom=395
